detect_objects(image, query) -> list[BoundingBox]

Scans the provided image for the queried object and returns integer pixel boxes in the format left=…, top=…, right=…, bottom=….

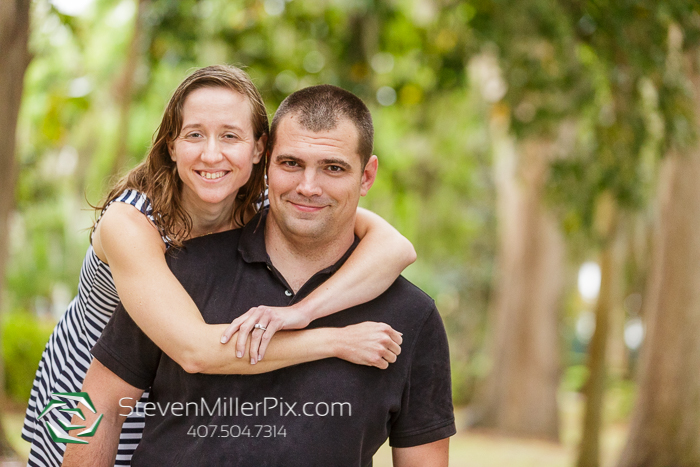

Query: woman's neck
left=180, top=191, right=237, bottom=239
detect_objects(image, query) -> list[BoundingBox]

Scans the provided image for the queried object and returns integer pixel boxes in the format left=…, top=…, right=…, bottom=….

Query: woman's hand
left=334, top=322, right=402, bottom=369
left=221, top=305, right=312, bottom=364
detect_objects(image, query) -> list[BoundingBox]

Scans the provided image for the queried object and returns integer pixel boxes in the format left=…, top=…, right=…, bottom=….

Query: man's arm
left=62, top=359, right=143, bottom=467
left=392, top=439, right=450, bottom=467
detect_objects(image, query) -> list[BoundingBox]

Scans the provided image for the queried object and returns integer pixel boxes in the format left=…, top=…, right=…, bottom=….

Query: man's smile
left=282, top=195, right=332, bottom=213
left=288, top=201, right=326, bottom=213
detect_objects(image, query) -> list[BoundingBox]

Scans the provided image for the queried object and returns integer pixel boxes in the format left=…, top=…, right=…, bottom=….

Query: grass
left=373, top=392, right=629, bottom=467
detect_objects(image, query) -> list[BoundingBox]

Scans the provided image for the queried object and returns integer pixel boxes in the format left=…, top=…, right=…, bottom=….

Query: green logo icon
left=38, top=392, right=103, bottom=444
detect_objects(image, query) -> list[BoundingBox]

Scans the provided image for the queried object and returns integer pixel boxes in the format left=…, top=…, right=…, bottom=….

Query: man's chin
left=279, top=216, right=328, bottom=240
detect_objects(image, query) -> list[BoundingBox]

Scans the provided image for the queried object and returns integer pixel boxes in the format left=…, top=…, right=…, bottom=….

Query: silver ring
left=254, top=323, right=267, bottom=331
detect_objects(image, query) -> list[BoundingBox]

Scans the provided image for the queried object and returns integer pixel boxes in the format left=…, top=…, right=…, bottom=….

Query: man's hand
left=392, top=438, right=450, bottom=467
left=220, top=305, right=311, bottom=364
left=62, top=359, right=143, bottom=467
left=335, top=322, right=402, bottom=369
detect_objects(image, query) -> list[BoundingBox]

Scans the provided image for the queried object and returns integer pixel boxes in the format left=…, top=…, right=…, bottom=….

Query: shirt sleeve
left=389, top=306, right=456, bottom=447
left=91, top=302, right=162, bottom=390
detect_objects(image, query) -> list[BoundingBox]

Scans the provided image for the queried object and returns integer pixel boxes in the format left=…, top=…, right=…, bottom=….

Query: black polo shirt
left=92, top=209, right=455, bottom=467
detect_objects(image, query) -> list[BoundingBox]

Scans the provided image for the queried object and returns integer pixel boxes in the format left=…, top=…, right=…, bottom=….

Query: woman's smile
left=195, top=170, right=230, bottom=181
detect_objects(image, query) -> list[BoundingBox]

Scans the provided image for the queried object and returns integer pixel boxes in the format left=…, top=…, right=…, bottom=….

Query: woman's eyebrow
left=180, top=123, right=245, bottom=132
left=221, top=124, right=245, bottom=132
left=181, top=123, right=201, bottom=131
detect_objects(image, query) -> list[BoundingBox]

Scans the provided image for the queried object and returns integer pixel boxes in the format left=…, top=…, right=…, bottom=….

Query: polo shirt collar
left=239, top=207, right=360, bottom=278
left=238, top=209, right=270, bottom=265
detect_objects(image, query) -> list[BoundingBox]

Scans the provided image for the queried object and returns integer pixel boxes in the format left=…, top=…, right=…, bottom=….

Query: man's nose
left=296, top=168, right=323, bottom=197
left=200, top=137, right=223, bottom=164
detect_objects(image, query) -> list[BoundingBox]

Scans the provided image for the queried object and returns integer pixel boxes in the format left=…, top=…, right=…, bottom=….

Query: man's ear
left=253, top=134, right=268, bottom=164
left=360, top=155, right=378, bottom=196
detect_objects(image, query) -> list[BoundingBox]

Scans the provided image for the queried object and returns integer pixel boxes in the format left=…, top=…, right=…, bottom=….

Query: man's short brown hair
left=269, top=85, right=374, bottom=166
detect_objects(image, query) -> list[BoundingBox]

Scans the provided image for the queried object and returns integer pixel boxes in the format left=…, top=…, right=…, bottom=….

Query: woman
left=23, top=65, right=415, bottom=467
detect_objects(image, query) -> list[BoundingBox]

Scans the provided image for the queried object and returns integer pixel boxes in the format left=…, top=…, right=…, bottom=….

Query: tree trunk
left=477, top=108, right=563, bottom=441
left=110, top=0, right=149, bottom=178
left=577, top=200, right=625, bottom=467
left=617, top=55, right=700, bottom=467
left=0, top=0, right=31, bottom=459
left=606, top=279, right=628, bottom=379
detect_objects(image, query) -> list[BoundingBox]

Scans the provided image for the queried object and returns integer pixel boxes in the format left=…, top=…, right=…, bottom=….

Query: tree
left=480, top=106, right=564, bottom=440
left=576, top=197, right=626, bottom=467
left=0, top=0, right=32, bottom=458
left=617, top=17, right=700, bottom=466
left=540, top=2, right=700, bottom=464
left=544, top=1, right=673, bottom=462
left=468, top=0, right=591, bottom=440
left=110, top=0, right=151, bottom=177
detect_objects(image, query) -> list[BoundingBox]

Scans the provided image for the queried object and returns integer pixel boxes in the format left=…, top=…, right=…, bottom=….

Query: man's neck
left=264, top=217, right=355, bottom=293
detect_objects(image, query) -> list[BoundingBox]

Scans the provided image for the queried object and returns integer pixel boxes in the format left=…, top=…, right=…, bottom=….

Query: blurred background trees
left=3, top=0, right=700, bottom=465
left=1, top=0, right=32, bottom=458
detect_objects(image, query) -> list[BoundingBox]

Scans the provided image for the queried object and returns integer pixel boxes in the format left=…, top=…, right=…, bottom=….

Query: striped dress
left=22, top=190, right=166, bottom=467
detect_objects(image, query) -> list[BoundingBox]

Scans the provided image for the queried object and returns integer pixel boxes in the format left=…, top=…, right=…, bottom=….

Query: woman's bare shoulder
left=93, top=202, right=165, bottom=263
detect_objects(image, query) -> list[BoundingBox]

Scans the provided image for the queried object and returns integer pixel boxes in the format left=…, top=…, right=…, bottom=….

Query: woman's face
left=170, top=86, right=264, bottom=217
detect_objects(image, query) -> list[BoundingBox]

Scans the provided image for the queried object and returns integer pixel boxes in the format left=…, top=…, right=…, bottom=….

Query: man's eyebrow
left=273, top=155, right=353, bottom=170
left=320, top=158, right=352, bottom=170
left=274, top=154, right=303, bottom=164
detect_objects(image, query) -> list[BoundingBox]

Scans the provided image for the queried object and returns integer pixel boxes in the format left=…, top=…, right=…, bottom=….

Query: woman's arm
left=224, top=206, right=416, bottom=361
left=93, top=203, right=401, bottom=373
left=195, top=322, right=401, bottom=374
left=306, top=207, right=417, bottom=319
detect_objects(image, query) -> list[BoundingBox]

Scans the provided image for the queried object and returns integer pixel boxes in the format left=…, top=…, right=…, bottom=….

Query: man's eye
left=328, top=165, right=344, bottom=172
left=283, top=161, right=299, bottom=167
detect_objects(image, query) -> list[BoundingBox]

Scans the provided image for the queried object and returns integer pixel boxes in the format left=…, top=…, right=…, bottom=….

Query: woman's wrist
left=291, top=294, right=324, bottom=325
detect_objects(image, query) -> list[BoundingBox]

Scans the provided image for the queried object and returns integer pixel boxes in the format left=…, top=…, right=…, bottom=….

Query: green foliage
left=604, top=378, right=637, bottom=423
left=562, top=364, right=590, bottom=393
left=561, top=365, right=636, bottom=423
left=2, top=310, right=55, bottom=403
left=546, top=1, right=700, bottom=240
left=450, top=360, right=476, bottom=407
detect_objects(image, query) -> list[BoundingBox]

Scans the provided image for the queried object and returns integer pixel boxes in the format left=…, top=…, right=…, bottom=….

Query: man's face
left=267, top=114, right=377, bottom=243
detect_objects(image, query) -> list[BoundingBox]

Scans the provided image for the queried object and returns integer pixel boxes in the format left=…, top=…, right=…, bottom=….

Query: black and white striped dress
left=22, top=190, right=166, bottom=467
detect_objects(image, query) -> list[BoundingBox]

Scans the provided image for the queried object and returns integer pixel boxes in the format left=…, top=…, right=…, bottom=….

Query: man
left=64, top=85, right=455, bottom=466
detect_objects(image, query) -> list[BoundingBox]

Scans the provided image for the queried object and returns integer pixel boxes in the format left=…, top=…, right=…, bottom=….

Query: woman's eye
left=186, top=132, right=202, bottom=138
left=223, top=133, right=239, bottom=140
